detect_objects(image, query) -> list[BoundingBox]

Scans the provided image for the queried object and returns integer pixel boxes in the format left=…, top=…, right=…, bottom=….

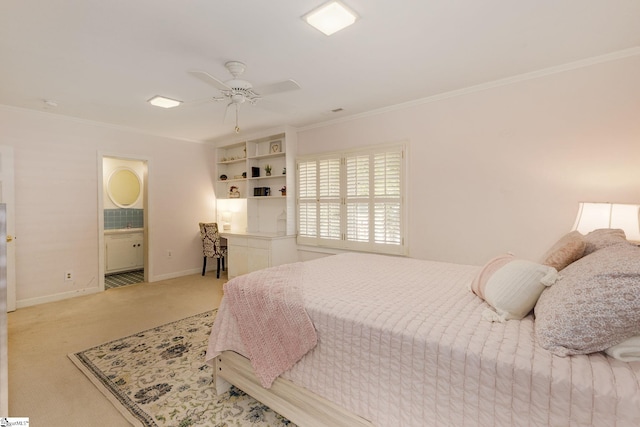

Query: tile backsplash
left=104, top=209, right=144, bottom=229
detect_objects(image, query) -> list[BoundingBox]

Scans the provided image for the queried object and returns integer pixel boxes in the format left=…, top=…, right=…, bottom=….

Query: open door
left=0, top=146, right=15, bottom=312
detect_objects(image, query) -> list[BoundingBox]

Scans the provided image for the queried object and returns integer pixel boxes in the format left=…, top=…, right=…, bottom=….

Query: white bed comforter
left=207, top=253, right=640, bottom=427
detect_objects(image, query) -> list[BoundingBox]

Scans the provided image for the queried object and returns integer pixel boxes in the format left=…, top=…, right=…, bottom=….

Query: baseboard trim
left=17, top=287, right=101, bottom=309
left=150, top=268, right=202, bottom=282
left=16, top=268, right=215, bottom=309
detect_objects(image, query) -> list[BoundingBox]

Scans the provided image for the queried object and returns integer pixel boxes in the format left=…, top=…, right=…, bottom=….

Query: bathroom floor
left=105, top=269, right=144, bottom=290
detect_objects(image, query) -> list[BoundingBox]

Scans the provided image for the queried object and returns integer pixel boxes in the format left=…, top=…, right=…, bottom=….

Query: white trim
left=297, top=142, right=408, bottom=255
left=98, top=152, right=151, bottom=289
left=298, top=47, right=640, bottom=132
left=150, top=269, right=201, bottom=282
left=17, top=286, right=101, bottom=309
left=0, top=104, right=204, bottom=144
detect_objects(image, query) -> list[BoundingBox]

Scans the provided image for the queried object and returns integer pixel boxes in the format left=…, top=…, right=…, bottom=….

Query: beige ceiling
left=1, top=1, right=639, bottom=143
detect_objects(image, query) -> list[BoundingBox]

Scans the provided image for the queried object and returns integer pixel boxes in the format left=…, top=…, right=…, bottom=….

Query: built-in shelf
left=217, top=178, right=246, bottom=183
left=215, top=129, right=296, bottom=236
left=247, top=175, right=286, bottom=181
left=218, top=158, right=246, bottom=164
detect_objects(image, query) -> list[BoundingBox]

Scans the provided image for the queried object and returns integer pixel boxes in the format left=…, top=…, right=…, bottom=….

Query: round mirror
left=107, top=167, right=141, bottom=208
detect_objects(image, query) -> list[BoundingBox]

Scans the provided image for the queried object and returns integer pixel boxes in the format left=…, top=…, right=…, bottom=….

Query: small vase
left=266, top=172, right=271, bottom=176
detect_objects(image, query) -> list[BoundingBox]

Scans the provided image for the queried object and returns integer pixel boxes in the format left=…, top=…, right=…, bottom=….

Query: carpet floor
left=69, top=310, right=295, bottom=427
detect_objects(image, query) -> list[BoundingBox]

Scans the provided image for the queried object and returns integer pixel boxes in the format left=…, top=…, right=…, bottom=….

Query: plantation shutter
left=373, top=150, right=402, bottom=245
left=297, top=143, right=406, bottom=255
left=318, top=158, right=341, bottom=240
left=345, top=154, right=370, bottom=243
left=297, top=160, right=317, bottom=238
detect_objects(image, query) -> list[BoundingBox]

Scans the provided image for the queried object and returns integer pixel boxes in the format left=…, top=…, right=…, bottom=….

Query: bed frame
left=215, top=350, right=373, bottom=427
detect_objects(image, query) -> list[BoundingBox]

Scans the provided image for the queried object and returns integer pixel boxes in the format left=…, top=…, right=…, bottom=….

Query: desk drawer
left=247, top=238, right=270, bottom=250
left=227, top=236, right=248, bottom=246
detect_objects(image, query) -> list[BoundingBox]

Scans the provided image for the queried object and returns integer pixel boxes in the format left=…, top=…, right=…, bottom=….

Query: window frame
left=296, top=142, right=408, bottom=256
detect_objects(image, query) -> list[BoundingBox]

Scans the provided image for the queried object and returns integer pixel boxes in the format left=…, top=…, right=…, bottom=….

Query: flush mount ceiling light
left=303, top=0, right=359, bottom=36
left=147, top=95, right=182, bottom=108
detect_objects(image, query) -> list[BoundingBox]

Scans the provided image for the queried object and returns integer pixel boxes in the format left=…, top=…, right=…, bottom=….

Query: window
left=297, top=143, right=406, bottom=255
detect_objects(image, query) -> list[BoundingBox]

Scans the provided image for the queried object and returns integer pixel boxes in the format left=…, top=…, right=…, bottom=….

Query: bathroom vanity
left=104, top=229, right=144, bottom=274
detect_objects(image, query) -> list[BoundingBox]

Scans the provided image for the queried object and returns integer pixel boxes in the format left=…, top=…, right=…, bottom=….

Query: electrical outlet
left=65, top=270, right=74, bottom=282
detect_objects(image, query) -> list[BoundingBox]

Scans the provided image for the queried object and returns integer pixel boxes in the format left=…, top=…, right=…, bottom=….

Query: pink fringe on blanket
left=223, top=262, right=317, bottom=388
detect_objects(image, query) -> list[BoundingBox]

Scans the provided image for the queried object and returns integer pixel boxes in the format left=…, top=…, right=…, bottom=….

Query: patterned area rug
left=68, top=310, right=295, bottom=427
left=105, top=269, right=145, bottom=290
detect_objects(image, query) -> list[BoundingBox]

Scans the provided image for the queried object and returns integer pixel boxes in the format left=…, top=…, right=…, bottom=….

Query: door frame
left=0, top=146, right=15, bottom=312
left=98, top=152, right=150, bottom=289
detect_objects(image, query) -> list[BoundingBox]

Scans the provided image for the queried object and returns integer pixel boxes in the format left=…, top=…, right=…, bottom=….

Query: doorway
left=0, top=146, right=15, bottom=312
left=99, top=155, right=148, bottom=290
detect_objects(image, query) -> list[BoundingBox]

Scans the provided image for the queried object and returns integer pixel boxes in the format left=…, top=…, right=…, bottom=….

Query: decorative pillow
left=605, top=335, right=640, bottom=362
left=469, top=253, right=514, bottom=294
left=583, top=228, right=631, bottom=256
left=534, top=243, right=640, bottom=356
left=471, top=255, right=558, bottom=322
left=539, top=231, right=586, bottom=271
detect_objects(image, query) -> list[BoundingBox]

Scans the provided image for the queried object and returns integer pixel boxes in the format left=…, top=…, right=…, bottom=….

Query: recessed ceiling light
left=303, top=1, right=359, bottom=36
left=147, top=95, right=182, bottom=109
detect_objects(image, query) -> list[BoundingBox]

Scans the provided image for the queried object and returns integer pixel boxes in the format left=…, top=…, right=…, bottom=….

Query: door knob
left=6, top=235, right=13, bottom=242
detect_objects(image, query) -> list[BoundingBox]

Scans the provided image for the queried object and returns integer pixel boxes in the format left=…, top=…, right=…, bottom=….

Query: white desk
left=221, top=231, right=297, bottom=279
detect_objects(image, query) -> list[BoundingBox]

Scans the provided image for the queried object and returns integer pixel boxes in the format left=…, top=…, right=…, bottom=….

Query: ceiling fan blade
left=189, top=70, right=231, bottom=91
left=180, top=96, right=221, bottom=107
left=254, top=79, right=301, bottom=96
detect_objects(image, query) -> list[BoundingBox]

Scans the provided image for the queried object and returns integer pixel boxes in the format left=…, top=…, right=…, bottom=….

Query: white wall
left=0, top=106, right=217, bottom=307
left=297, top=54, right=640, bottom=266
left=3, top=53, right=639, bottom=305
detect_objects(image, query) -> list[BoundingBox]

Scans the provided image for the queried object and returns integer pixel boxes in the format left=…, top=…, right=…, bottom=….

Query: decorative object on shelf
left=254, top=187, right=271, bottom=197
left=270, top=140, right=281, bottom=154
left=282, top=167, right=286, bottom=175
left=251, top=167, right=260, bottom=177
left=265, top=164, right=272, bottom=176
left=242, top=171, right=247, bottom=178
left=229, top=186, right=240, bottom=198
left=219, top=174, right=227, bottom=181
left=280, top=186, right=286, bottom=196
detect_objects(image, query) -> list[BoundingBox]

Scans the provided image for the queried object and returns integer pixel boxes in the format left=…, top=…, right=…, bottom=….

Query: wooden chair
left=199, top=222, right=227, bottom=278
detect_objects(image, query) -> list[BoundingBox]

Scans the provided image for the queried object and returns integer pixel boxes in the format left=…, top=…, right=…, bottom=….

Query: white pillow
left=605, top=336, right=640, bottom=362
left=471, top=257, right=558, bottom=322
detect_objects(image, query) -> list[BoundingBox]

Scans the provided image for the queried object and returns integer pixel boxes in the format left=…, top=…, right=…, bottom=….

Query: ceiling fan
left=189, top=61, right=301, bottom=133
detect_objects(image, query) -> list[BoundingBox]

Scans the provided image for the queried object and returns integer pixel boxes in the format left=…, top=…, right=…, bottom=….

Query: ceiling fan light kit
left=188, top=61, right=301, bottom=133
left=303, top=0, right=359, bottom=36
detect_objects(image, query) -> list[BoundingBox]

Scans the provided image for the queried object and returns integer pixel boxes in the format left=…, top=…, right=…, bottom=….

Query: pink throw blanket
left=223, top=262, right=317, bottom=388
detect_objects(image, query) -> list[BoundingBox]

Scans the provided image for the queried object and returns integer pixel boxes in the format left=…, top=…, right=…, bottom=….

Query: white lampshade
left=572, top=202, right=640, bottom=242
left=221, top=211, right=232, bottom=231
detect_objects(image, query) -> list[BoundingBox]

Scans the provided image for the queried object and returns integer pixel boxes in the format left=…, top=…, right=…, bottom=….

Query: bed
left=206, top=245, right=640, bottom=426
